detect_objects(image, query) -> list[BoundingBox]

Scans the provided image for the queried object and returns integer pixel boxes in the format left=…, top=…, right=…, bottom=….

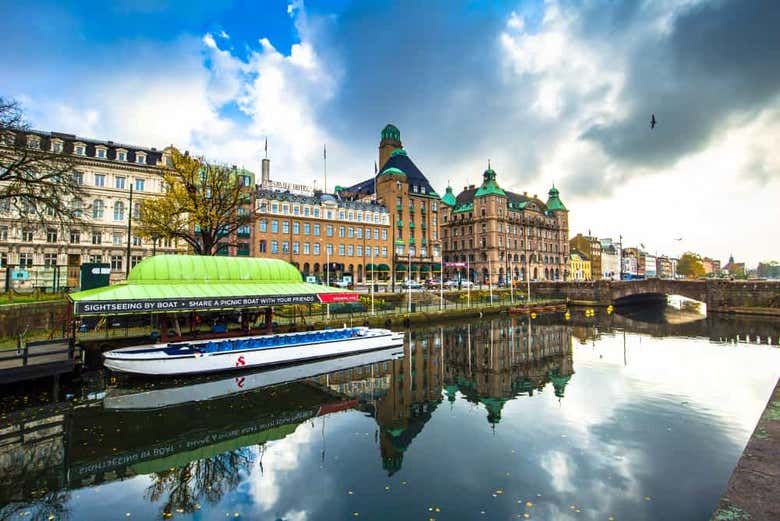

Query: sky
left=1, top=0, right=778, bottom=266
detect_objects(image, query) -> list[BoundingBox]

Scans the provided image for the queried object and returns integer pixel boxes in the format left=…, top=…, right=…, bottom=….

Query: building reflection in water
left=319, top=318, right=574, bottom=475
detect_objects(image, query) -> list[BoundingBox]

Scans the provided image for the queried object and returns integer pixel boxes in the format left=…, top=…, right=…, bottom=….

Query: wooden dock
left=0, top=338, right=80, bottom=385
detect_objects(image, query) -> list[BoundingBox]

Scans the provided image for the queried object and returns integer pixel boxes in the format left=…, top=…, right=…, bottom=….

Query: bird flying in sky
left=650, top=114, right=657, bottom=129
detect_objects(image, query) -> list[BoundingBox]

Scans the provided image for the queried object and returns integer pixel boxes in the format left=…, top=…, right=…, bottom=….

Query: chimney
left=261, top=158, right=271, bottom=185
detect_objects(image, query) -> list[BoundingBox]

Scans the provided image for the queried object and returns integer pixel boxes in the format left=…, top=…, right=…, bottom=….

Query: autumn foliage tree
left=138, top=149, right=255, bottom=255
left=676, top=251, right=705, bottom=279
left=0, top=97, right=85, bottom=228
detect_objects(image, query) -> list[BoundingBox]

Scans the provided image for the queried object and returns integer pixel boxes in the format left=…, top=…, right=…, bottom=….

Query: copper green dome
left=441, top=185, right=457, bottom=206
left=546, top=185, right=567, bottom=212
left=381, top=124, right=401, bottom=142
left=379, top=166, right=406, bottom=177
left=474, top=167, right=506, bottom=197
left=390, top=148, right=408, bottom=157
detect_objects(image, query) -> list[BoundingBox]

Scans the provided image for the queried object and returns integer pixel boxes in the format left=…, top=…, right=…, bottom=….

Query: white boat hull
left=103, top=328, right=404, bottom=376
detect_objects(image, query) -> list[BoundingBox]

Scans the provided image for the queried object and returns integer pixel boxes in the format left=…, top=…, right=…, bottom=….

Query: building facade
left=255, top=188, right=391, bottom=284
left=599, top=238, right=620, bottom=280
left=569, top=233, right=602, bottom=280
left=440, top=169, right=569, bottom=284
left=340, top=125, right=443, bottom=284
left=569, top=250, right=591, bottom=281
left=0, top=130, right=185, bottom=288
left=656, top=255, right=673, bottom=279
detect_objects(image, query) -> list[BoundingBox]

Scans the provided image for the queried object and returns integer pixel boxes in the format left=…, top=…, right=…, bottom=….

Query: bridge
left=529, top=279, right=780, bottom=315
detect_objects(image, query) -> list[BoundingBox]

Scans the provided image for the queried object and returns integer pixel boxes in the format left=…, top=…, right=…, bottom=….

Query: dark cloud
left=581, top=0, right=780, bottom=169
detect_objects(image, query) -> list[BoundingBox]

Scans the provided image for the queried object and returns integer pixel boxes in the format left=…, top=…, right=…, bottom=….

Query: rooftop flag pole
left=323, top=144, right=327, bottom=193
left=264, top=137, right=268, bottom=159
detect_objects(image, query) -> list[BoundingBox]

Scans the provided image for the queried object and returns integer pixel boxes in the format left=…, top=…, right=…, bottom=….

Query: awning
left=377, top=264, right=390, bottom=271
left=395, top=263, right=407, bottom=270
left=420, top=265, right=430, bottom=272
left=68, top=255, right=359, bottom=316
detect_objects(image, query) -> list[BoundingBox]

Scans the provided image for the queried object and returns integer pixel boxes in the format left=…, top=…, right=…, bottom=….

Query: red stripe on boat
left=317, top=400, right=359, bottom=416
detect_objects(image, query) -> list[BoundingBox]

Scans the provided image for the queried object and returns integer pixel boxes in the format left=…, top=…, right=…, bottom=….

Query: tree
left=137, top=149, right=255, bottom=255
left=676, top=251, right=705, bottom=279
left=0, top=97, right=85, bottom=228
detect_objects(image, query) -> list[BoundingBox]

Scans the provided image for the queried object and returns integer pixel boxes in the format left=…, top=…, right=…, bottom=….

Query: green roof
left=68, top=255, right=354, bottom=315
left=441, top=185, right=456, bottom=207
left=546, top=185, right=567, bottom=212
left=381, top=124, right=401, bottom=142
left=379, top=167, right=406, bottom=177
left=390, top=148, right=408, bottom=157
left=474, top=168, right=506, bottom=198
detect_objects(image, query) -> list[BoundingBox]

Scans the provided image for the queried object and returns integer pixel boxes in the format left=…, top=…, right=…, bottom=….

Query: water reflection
left=1, top=313, right=778, bottom=520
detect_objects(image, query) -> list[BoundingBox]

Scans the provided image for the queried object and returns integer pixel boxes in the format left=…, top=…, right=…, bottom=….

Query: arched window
left=92, top=199, right=104, bottom=219
left=313, top=263, right=320, bottom=273
left=113, top=201, right=125, bottom=221
left=303, top=262, right=310, bottom=274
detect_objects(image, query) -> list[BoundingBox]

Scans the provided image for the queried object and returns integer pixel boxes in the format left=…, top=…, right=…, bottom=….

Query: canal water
left=1, top=308, right=779, bottom=520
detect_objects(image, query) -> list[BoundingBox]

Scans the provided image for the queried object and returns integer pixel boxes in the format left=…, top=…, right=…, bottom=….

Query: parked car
left=401, top=280, right=423, bottom=290
left=333, top=280, right=351, bottom=288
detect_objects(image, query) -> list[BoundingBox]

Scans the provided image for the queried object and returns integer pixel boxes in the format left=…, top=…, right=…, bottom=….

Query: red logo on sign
left=235, top=355, right=246, bottom=367
left=235, top=377, right=245, bottom=388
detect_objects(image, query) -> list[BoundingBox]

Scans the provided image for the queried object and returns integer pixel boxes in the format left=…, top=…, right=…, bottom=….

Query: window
left=313, top=224, right=321, bottom=236
left=74, top=144, right=85, bottom=156
left=51, top=140, right=63, bottom=153
left=271, top=240, right=279, bottom=253
left=112, top=232, right=123, bottom=245
left=347, top=245, right=353, bottom=256
left=26, top=135, right=40, bottom=149
left=326, top=225, right=334, bottom=237
left=282, top=241, right=289, bottom=253
left=92, top=231, right=102, bottom=245
left=73, top=172, right=84, bottom=185
left=396, top=244, right=404, bottom=255
left=381, top=229, right=388, bottom=240
left=70, top=199, right=83, bottom=217
left=110, top=256, right=123, bottom=271
left=259, top=240, right=267, bottom=253
left=293, top=242, right=300, bottom=254
left=96, top=147, right=107, bottom=159
left=134, top=178, right=145, bottom=191
left=259, top=220, right=267, bottom=232
left=46, top=228, right=57, bottom=243
left=0, top=253, right=6, bottom=268
left=115, top=177, right=125, bottom=189
left=133, top=202, right=141, bottom=219
left=339, top=226, right=345, bottom=238
left=303, top=243, right=310, bottom=254
left=282, top=221, right=289, bottom=234
left=282, top=205, right=289, bottom=215
left=132, top=235, right=142, bottom=246
left=93, top=199, right=104, bottom=219
left=89, top=255, right=102, bottom=263
left=117, top=150, right=127, bottom=162
left=313, top=243, right=321, bottom=255
left=0, top=226, right=7, bottom=241
left=303, top=223, right=310, bottom=235
left=271, top=220, right=279, bottom=233
left=19, top=253, right=33, bottom=268
left=44, top=253, right=57, bottom=268
left=113, top=201, right=125, bottom=221
left=313, top=208, right=320, bottom=217
left=327, top=244, right=334, bottom=255
left=70, top=230, right=80, bottom=243
left=356, top=245, right=362, bottom=256
left=304, top=207, right=310, bottom=217
left=22, top=229, right=34, bottom=241
left=131, top=255, right=143, bottom=268
left=356, top=227, right=363, bottom=239
left=271, top=203, right=279, bottom=213
left=136, top=153, right=146, bottom=165
left=293, top=206, right=300, bottom=215
left=347, top=227, right=354, bottom=238
left=382, top=247, right=388, bottom=257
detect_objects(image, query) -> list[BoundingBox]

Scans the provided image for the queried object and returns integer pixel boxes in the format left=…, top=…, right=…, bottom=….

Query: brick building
left=255, top=188, right=391, bottom=284
left=339, top=125, right=443, bottom=284
left=440, top=167, right=569, bottom=284
left=569, top=233, right=602, bottom=280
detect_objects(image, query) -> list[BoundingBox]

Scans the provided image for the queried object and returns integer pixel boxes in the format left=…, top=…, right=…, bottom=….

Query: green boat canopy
left=68, top=255, right=357, bottom=316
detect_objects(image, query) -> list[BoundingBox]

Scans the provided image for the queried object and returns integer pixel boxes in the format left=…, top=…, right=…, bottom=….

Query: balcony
left=409, top=222, right=415, bottom=229
left=396, top=204, right=403, bottom=211
left=396, top=219, right=403, bottom=227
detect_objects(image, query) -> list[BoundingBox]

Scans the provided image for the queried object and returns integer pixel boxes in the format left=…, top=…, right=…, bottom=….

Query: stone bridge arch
left=609, top=279, right=707, bottom=304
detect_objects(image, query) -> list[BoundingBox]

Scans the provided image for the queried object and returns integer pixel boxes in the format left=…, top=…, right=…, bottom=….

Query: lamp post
left=370, top=245, right=375, bottom=315
left=152, top=233, right=158, bottom=256
left=326, top=245, right=330, bottom=319
left=125, top=184, right=133, bottom=278
left=407, top=251, right=412, bottom=313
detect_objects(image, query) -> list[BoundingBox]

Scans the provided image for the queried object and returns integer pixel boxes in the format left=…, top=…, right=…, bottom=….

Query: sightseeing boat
left=103, top=326, right=404, bottom=376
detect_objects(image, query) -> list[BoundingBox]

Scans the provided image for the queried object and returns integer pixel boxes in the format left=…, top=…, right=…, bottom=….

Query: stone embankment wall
left=0, top=300, right=68, bottom=339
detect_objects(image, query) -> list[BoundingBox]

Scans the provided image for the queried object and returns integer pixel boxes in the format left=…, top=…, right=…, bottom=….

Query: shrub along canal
left=1, top=306, right=778, bottom=520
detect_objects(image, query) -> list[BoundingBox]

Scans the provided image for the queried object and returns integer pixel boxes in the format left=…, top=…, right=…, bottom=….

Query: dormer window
left=116, top=149, right=127, bottom=161
left=26, top=135, right=40, bottom=149
left=0, top=131, right=14, bottom=146
left=135, top=152, right=147, bottom=165
left=74, top=143, right=86, bottom=156
left=50, top=139, right=63, bottom=153
left=95, top=146, right=107, bottom=159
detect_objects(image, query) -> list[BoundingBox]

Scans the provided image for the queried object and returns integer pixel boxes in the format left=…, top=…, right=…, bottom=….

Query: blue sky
left=2, top=0, right=779, bottom=265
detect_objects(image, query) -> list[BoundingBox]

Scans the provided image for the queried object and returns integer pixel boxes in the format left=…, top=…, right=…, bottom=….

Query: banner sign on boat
left=317, top=292, right=360, bottom=304
left=74, top=294, right=319, bottom=315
